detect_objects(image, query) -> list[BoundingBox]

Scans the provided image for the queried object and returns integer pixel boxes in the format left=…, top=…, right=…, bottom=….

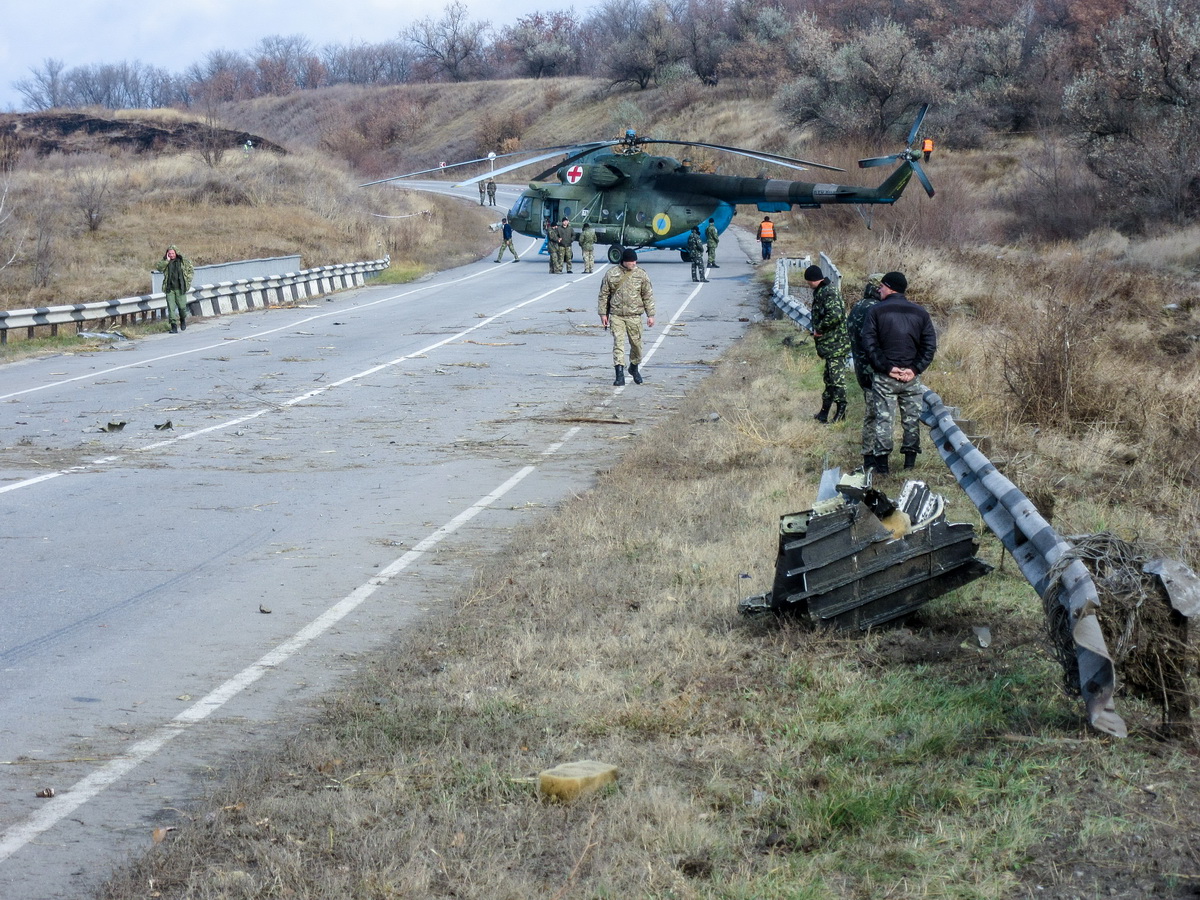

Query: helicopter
left=362, top=105, right=935, bottom=264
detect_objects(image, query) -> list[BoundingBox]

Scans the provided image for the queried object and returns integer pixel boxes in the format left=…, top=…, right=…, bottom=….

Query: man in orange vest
left=922, top=138, right=934, bottom=162
left=756, top=216, right=776, bottom=260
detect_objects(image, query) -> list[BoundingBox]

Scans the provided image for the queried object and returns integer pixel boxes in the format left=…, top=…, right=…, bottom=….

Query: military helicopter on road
left=362, top=105, right=935, bottom=264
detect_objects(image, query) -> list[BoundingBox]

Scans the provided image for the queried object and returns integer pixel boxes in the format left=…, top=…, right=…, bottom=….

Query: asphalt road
left=0, top=209, right=765, bottom=898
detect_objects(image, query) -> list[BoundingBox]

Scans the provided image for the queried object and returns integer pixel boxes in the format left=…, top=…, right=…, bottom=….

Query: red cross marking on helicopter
left=566, top=165, right=584, bottom=184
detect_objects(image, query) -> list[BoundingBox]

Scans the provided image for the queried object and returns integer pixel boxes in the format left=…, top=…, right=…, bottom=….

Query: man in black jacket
left=860, top=271, right=937, bottom=474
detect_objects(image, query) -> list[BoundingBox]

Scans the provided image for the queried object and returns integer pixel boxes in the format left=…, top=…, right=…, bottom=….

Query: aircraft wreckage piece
left=740, top=472, right=992, bottom=630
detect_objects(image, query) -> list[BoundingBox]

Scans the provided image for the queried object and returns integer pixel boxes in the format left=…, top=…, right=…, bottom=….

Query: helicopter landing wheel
left=608, top=245, right=625, bottom=264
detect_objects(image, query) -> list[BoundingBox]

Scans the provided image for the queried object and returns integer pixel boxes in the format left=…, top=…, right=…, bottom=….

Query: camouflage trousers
left=560, top=245, right=573, bottom=272
left=165, top=290, right=188, bottom=326
left=855, top=365, right=878, bottom=455
left=496, top=239, right=518, bottom=261
left=706, top=242, right=718, bottom=266
left=691, top=255, right=706, bottom=281
left=820, top=353, right=849, bottom=405
left=548, top=243, right=562, bottom=273
left=582, top=247, right=594, bottom=273
left=609, top=315, right=644, bottom=366
left=867, top=373, right=924, bottom=455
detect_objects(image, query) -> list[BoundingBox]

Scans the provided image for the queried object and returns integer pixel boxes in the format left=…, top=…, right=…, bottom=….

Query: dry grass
left=100, top=319, right=1200, bottom=900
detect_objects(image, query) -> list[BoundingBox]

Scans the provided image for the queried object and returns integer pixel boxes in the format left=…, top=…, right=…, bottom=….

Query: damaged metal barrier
left=918, top=388, right=1133, bottom=736
left=740, top=470, right=992, bottom=631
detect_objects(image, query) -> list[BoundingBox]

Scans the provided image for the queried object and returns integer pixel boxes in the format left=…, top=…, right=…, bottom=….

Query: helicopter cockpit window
left=512, top=197, right=531, bottom=218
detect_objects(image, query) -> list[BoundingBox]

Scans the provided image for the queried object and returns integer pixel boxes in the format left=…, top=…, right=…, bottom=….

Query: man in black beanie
left=860, top=271, right=937, bottom=474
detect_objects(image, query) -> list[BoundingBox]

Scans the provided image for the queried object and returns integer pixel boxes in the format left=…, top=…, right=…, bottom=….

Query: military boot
left=903, top=451, right=918, bottom=470
left=813, top=400, right=831, bottom=424
left=830, top=401, right=846, bottom=423
left=629, top=364, right=643, bottom=384
left=613, top=365, right=625, bottom=386
left=875, top=454, right=890, bottom=475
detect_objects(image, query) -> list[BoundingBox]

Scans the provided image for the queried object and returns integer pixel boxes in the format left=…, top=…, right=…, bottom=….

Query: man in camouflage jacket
left=846, top=274, right=884, bottom=463
left=687, top=226, right=709, bottom=282
left=803, top=264, right=850, bottom=423
left=154, top=245, right=195, bottom=333
left=597, top=248, right=655, bottom=386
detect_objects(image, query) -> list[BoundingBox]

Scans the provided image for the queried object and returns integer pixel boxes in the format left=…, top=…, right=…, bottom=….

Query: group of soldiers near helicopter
left=539, top=217, right=721, bottom=276
left=495, top=210, right=937, bottom=477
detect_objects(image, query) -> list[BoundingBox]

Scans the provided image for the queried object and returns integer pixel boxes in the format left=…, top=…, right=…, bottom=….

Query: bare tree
left=0, top=177, right=27, bottom=272
left=14, top=58, right=68, bottom=110
left=68, top=160, right=113, bottom=233
left=405, top=2, right=492, bottom=82
left=322, top=41, right=414, bottom=85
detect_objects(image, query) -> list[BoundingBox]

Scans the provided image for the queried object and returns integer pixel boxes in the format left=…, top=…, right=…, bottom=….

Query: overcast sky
left=0, top=0, right=554, bottom=111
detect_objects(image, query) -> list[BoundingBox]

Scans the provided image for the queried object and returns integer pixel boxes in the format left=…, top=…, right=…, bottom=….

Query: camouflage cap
left=866, top=272, right=884, bottom=285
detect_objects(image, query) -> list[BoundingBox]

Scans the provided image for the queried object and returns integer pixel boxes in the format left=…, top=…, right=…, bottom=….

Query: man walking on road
left=598, top=248, right=655, bottom=386
left=861, top=271, right=937, bottom=474
left=154, top=245, right=194, bottom=333
left=495, top=217, right=519, bottom=262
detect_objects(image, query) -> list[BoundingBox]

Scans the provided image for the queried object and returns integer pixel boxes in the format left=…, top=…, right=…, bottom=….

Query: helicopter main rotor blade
left=456, top=145, right=614, bottom=186
left=361, top=142, right=614, bottom=187
left=359, top=156, right=496, bottom=187
left=857, top=154, right=901, bottom=169
left=642, top=139, right=845, bottom=173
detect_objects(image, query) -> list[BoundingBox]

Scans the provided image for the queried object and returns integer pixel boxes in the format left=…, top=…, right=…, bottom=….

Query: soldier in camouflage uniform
left=687, top=226, right=709, bottom=282
left=154, top=245, right=195, bottom=333
left=705, top=218, right=720, bottom=267
left=597, top=248, right=655, bottom=386
left=550, top=217, right=573, bottom=274
left=579, top=222, right=596, bottom=273
left=861, top=271, right=937, bottom=474
left=543, top=218, right=558, bottom=272
left=846, top=274, right=884, bottom=466
left=803, top=264, right=850, bottom=423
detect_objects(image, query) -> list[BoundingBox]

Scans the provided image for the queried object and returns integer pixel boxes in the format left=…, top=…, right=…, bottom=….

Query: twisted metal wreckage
left=748, top=266, right=1200, bottom=736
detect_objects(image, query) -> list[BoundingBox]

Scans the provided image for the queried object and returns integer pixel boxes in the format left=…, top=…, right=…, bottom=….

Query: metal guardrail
left=768, top=257, right=1127, bottom=737
left=150, top=254, right=302, bottom=294
left=771, top=253, right=841, bottom=331
left=920, top=390, right=1125, bottom=737
left=0, top=257, right=390, bottom=344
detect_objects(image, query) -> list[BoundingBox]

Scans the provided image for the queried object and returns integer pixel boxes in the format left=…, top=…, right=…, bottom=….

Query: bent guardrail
left=0, top=256, right=390, bottom=344
left=767, top=256, right=1128, bottom=736
left=920, top=389, right=1126, bottom=737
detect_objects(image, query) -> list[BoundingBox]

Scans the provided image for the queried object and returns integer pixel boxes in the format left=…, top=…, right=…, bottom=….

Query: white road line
left=0, top=278, right=574, bottom=495
left=0, top=285, right=702, bottom=862
left=0, top=251, right=536, bottom=404
left=0, top=463, right=539, bottom=863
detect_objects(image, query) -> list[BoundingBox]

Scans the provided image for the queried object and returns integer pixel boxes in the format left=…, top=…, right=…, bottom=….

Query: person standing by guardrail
left=860, top=271, right=937, bottom=474
left=154, top=245, right=194, bottom=333
left=804, top=264, right=850, bottom=424
left=846, top=274, right=885, bottom=471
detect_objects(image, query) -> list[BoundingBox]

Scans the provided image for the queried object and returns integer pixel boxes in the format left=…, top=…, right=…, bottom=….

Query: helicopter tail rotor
left=857, top=103, right=935, bottom=198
